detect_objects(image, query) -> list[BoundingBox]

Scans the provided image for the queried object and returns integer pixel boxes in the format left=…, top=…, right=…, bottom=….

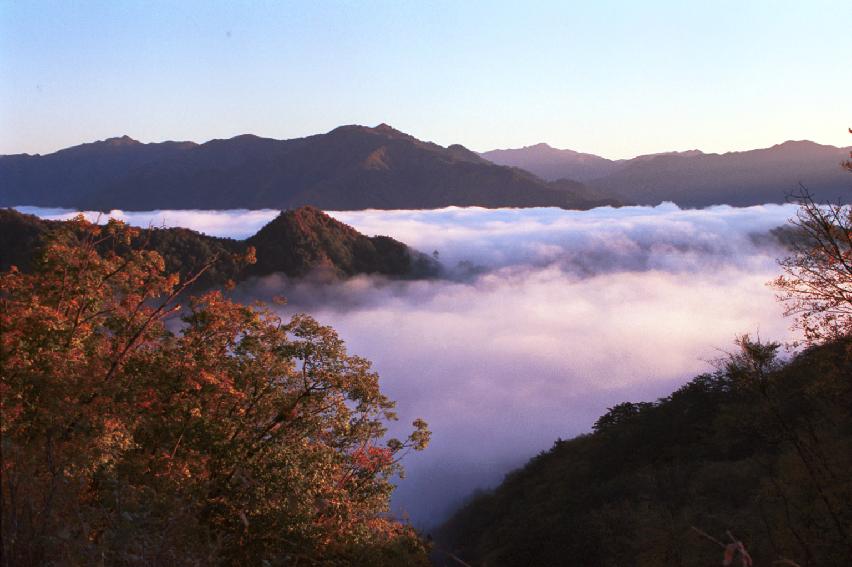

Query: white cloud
left=14, top=206, right=280, bottom=239
left=19, top=203, right=800, bottom=526
left=240, top=204, right=799, bottom=526
left=260, top=267, right=791, bottom=525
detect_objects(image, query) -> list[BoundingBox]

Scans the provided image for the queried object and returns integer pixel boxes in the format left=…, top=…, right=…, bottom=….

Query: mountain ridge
left=480, top=139, right=852, bottom=206
left=0, top=206, right=438, bottom=287
left=5, top=127, right=849, bottom=210
left=0, top=125, right=614, bottom=211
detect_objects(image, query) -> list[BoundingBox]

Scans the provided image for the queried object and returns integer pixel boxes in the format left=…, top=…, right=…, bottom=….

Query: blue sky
left=1, top=0, right=850, bottom=158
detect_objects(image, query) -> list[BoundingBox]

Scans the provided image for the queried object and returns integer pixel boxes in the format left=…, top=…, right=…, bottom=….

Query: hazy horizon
left=4, top=127, right=851, bottom=161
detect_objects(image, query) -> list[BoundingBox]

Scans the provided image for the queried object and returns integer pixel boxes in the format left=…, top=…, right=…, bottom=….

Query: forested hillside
left=1, top=216, right=432, bottom=565
left=436, top=189, right=852, bottom=566
left=0, top=207, right=437, bottom=288
left=436, top=336, right=851, bottom=566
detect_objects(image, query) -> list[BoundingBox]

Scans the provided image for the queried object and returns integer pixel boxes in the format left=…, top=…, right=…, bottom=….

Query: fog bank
left=19, top=203, right=799, bottom=527
left=14, top=206, right=280, bottom=239
left=244, top=204, right=799, bottom=526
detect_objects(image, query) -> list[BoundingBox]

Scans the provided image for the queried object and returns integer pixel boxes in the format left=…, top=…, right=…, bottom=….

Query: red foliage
left=1, top=216, right=430, bottom=566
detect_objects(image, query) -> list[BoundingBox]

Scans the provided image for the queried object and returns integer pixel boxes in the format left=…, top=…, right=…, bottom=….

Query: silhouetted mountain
left=481, top=143, right=621, bottom=181
left=594, top=141, right=852, bottom=207
left=0, top=207, right=437, bottom=286
left=481, top=140, right=852, bottom=207
left=0, top=125, right=615, bottom=211
left=0, top=136, right=197, bottom=208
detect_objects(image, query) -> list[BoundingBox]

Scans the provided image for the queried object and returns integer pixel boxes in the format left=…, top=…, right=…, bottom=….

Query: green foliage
left=436, top=337, right=852, bottom=566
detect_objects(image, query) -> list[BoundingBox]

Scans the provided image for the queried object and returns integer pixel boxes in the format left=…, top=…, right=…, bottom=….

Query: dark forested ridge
left=435, top=337, right=852, bottom=566
left=0, top=207, right=437, bottom=287
left=481, top=140, right=852, bottom=207
left=244, top=205, right=436, bottom=278
left=0, top=125, right=617, bottom=211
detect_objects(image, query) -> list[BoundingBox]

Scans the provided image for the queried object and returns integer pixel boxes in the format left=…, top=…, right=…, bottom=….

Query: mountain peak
left=103, top=135, right=141, bottom=146
left=55, top=134, right=144, bottom=156
left=776, top=139, right=815, bottom=146
left=446, top=143, right=486, bottom=164
left=634, top=149, right=704, bottom=160
left=245, top=206, right=429, bottom=278
left=374, top=122, right=398, bottom=133
left=480, top=143, right=615, bottom=182
left=372, top=123, right=415, bottom=141
left=771, top=140, right=821, bottom=150
left=328, top=123, right=408, bottom=140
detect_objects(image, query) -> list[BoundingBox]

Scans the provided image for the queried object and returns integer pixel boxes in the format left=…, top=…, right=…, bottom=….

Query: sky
left=1, top=1, right=850, bottom=158
left=19, top=203, right=800, bottom=525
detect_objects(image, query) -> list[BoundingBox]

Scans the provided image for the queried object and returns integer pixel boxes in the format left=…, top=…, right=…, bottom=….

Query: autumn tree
left=772, top=154, right=852, bottom=345
left=0, top=216, right=430, bottom=566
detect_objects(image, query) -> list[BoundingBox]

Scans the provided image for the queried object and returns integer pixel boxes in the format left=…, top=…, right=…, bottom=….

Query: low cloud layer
left=22, top=203, right=800, bottom=527
left=247, top=204, right=799, bottom=526
left=329, top=203, right=796, bottom=275
left=15, top=206, right=280, bottom=239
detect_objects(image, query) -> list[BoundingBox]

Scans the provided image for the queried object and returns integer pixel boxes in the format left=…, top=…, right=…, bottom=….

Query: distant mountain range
left=0, top=206, right=438, bottom=286
left=481, top=140, right=851, bottom=207
left=2, top=126, right=848, bottom=210
left=482, top=144, right=624, bottom=182
left=0, top=125, right=614, bottom=211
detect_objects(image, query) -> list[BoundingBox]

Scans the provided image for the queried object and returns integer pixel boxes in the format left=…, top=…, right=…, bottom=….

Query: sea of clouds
left=19, top=203, right=801, bottom=527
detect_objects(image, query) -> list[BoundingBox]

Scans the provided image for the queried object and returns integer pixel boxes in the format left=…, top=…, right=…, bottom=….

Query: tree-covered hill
left=435, top=337, right=852, bottom=566
left=1, top=215, right=432, bottom=566
left=0, top=207, right=438, bottom=288
left=436, top=176, right=852, bottom=567
left=245, top=206, right=437, bottom=278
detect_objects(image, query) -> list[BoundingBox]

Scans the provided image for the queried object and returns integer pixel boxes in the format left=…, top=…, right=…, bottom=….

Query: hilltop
left=0, top=207, right=437, bottom=287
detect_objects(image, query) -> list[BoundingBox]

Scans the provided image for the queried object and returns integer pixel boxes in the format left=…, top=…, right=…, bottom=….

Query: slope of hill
left=245, top=206, right=437, bottom=278
left=0, top=207, right=437, bottom=286
left=435, top=337, right=852, bottom=566
left=481, top=140, right=852, bottom=207
left=0, top=125, right=615, bottom=211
